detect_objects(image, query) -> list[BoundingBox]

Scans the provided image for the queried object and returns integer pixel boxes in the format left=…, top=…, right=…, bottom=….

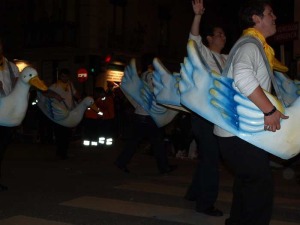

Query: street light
left=13, top=59, right=30, bottom=72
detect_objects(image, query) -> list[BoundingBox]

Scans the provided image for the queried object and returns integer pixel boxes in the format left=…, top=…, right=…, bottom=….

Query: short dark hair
left=59, top=68, right=70, bottom=75
left=239, top=0, right=272, bottom=30
left=201, top=25, right=223, bottom=46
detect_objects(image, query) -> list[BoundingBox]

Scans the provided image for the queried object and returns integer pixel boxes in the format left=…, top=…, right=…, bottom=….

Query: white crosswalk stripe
left=57, top=179, right=299, bottom=225
left=1, top=180, right=299, bottom=225
left=1, top=154, right=299, bottom=225
left=59, top=194, right=300, bottom=225
left=114, top=181, right=300, bottom=210
left=60, top=196, right=226, bottom=225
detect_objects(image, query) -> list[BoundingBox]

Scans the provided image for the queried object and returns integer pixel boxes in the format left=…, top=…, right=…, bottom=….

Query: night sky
left=0, top=0, right=295, bottom=65
left=198, top=0, right=294, bottom=51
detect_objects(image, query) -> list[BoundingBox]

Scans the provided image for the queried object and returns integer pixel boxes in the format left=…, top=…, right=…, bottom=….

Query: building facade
left=0, top=0, right=298, bottom=94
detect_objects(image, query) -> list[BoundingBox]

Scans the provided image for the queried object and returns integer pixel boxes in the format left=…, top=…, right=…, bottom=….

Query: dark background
left=199, top=0, right=295, bottom=53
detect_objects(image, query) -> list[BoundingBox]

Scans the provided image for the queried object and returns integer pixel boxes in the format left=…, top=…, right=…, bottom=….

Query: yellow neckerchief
left=0, top=56, right=4, bottom=71
left=242, top=28, right=288, bottom=72
left=57, top=80, right=69, bottom=91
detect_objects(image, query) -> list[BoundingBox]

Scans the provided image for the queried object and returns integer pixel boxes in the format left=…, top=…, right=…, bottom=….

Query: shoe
left=0, top=183, right=8, bottom=192
left=114, top=162, right=130, bottom=173
left=196, top=206, right=223, bottom=217
left=160, top=165, right=177, bottom=174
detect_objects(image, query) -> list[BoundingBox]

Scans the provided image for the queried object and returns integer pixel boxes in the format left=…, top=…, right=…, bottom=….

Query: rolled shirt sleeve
left=232, top=43, right=271, bottom=97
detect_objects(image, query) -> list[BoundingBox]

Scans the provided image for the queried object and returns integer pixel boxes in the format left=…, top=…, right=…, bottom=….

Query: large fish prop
left=120, top=59, right=178, bottom=127
left=37, top=93, right=96, bottom=128
left=152, top=39, right=300, bottom=160
left=152, top=59, right=188, bottom=112
left=0, top=67, right=48, bottom=127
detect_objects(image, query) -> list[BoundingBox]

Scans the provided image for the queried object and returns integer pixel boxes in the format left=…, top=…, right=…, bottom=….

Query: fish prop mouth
left=29, top=76, right=48, bottom=91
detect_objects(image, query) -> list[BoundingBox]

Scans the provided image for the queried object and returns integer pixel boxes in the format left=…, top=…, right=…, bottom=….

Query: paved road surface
left=0, top=139, right=299, bottom=225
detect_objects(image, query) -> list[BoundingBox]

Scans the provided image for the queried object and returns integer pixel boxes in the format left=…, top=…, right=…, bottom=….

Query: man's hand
left=192, top=0, right=205, bottom=15
left=264, top=110, right=289, bottom=132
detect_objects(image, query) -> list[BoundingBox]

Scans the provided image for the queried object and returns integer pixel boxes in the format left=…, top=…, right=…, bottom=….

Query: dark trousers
left=100, top=119, right=115, bottom=138
left=218, top=136, right=273, bottom=225
left=185, top=114, right=220, bottom=210
left=0, top=126, right=15, bottom=178
left=115, top=114, right=169, bottom=173
left=53, top=123, right=72, bottom=159
left=83, top=118, right=115, bottom=142
left=82, top=118, right=102, bottom=141
left=37, top=108, right=54, bottom=143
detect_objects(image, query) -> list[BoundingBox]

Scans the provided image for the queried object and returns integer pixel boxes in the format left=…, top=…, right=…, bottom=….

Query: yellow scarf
left=242, top=28, right=288, bottom=73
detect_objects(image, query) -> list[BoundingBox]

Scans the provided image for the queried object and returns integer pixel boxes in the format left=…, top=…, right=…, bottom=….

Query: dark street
left=0, top=138, right=299, bottom=225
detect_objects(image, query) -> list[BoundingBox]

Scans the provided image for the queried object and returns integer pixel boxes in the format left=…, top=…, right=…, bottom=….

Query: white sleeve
left=188, top=33, right=215, bottom=67
left=189, top=33, right=203, bottom=48
left=188, top=33, right=211, bottom=57
left=9, top=62, right=20, bottom=77
left=232, top=43, right=262, bottom=97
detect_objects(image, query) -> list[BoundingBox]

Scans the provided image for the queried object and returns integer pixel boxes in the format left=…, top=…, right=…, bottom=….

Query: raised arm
left=191, top=0, right=205, bottom=36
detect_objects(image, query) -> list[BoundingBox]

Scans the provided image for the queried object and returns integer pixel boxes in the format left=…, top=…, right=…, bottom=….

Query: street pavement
left=0, top=137, right=299, bottom=225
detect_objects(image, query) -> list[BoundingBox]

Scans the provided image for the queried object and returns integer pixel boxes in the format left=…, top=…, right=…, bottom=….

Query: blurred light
left=91, top=141, right=98, bottom=146
left=105, top=55, right=111, bottom=63
left=106, top=138, right=113, bottom=145
left=99, top=137, right=105, bottom=144
left=14, top=60, right=30, bottom=72
left=31, top=99, right=38, bottom=106
left=83, top=140, right=90, bottom=146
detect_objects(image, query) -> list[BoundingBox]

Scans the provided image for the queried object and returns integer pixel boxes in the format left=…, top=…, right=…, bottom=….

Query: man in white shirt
left=215, top=1, right=289, bottom=225
left=45, top=68, right=81, bottom=160
left=115, top=53, right=176, bottom=174
left=0, top=38, right=20, bottom=191
left=184, top=0, right=226, bottom=217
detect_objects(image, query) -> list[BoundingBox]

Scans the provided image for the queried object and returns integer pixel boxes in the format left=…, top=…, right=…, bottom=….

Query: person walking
left=83, top=87, right=115, bottom=147
left=0, top=38, right=20, bottom=191
left=214, top=1, right=289, bottom=224
left=115, top=54, right=176, bottom=174
left=184, top=0, right=227, bottom=217
left=41, top=68, right=81, bottom=159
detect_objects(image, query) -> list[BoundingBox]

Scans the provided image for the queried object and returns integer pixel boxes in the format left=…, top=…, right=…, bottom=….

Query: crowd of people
left=0, top=0, right=296, bottom=224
